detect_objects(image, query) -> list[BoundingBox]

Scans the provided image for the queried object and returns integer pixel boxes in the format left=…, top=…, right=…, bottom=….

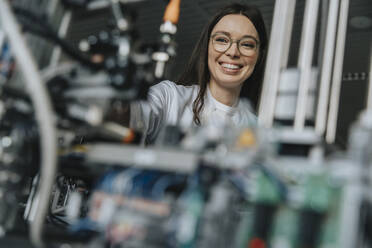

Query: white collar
left=206, top=85, right=238, bottom=115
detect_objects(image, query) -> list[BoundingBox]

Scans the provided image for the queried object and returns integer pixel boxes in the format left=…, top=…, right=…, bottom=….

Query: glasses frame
left=210, top=32, right=260, bottom=56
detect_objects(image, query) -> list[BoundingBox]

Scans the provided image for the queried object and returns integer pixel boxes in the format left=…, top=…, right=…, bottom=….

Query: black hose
left=12, top=7, right=105, bottom=71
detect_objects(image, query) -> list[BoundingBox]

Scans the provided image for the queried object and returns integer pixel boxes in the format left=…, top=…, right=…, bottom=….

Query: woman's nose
left=225, top=42, right=240, bottom=57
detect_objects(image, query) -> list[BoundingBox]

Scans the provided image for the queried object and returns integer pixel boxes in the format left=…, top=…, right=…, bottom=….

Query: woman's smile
left=218, top=61, right=244, bottom=74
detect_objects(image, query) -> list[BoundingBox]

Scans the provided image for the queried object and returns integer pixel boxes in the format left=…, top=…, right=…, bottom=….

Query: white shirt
left=130, top=80, right=257, bottom=144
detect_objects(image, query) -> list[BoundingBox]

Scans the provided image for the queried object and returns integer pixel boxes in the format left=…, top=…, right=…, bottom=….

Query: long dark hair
left=177, top=3, right=268, bottom=125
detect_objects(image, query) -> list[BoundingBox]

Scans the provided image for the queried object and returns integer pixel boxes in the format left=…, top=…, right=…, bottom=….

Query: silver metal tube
left=258, top=0, right=296, bottom=127
left=294, top=0, right=320, bottom=131
left=326, top=0, right=349, bottom=143
left=366, top=40, right=372, bottom=110
left=49, top=11, right=72, bottom=67
left=315, top=0, right=339, bottom=135
left=86, top=144, right=198, bottom=173
left=0, top=1, right=58, bottom=247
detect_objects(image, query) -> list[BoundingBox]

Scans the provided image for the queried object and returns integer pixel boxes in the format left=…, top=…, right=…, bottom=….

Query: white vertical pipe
left=258, top=0, right=296, bottom=128
left=279, top=2, right=295, bottom=71
left=338, top=181, right=363, bottom=248
left=294, top=0, right=320, bottom=131
left=326, top=0, right=349, bottom=143
left=258, top=0, right=289, bottom=126
left=315, top=0, right=340, bottom=135
left=0, top=1, right=58, bottom=247
left=366, top=40, right=372, bottom=110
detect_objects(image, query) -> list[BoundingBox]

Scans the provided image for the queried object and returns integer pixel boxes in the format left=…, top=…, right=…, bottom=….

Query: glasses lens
left=212, top=34, right=230, bottom=52
left=239, top=38, right=258, bottom=56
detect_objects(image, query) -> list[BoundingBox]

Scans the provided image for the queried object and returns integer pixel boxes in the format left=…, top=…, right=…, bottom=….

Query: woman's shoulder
left=150, top=80, right=198, bottom=98
left=153, top=80, right=197, bottom=90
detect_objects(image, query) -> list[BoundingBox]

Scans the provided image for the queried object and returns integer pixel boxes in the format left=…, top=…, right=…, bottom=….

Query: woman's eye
left=215, top=37, right=229, bottom=43
left=241, top=42, right=256, bottom=49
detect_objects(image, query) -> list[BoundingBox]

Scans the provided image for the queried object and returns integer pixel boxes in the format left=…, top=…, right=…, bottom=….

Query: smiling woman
left=129, top=3, right=268, bottom=144
left=208, top=14, right=260, bottom=106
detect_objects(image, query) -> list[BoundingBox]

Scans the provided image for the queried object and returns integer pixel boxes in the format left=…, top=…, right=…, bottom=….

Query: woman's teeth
left=221, top=63, right=241, bottom=69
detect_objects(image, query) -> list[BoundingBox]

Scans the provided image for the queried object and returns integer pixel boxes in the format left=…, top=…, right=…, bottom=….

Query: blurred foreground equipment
left=0, top=0, right=372, bottom=248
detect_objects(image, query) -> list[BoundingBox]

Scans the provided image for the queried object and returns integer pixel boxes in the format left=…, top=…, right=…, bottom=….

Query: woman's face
left=208, top=14, right=260, bottom=92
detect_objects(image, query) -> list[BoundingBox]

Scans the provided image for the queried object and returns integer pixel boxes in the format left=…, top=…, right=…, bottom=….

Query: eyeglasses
left=211, top=32, right=259, bottom=56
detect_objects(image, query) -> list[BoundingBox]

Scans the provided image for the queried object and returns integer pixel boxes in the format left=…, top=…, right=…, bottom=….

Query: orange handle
left=163, top=0, right=181, bottom=24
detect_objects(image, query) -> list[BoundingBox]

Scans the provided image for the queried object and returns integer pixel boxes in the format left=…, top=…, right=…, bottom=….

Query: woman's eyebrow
left=212, top=31, right=231, bottom=36
left=212, top=31, right=259, bottom=41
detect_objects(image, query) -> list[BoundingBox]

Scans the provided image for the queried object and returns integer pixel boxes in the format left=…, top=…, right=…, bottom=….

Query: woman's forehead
left=212, top=14, right=258, bottom=38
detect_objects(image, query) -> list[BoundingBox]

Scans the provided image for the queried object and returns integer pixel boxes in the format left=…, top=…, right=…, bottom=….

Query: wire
left=227, top=173, right=249, bottom=199
left=96, top=170, right=119, bottom=192
left=12, top=6, right=105, bottom=71
left=227, top=163, right=288, bottom=202
left=48, top=214, right=69, bottom=228
left=113, top=169, right=141, bottom=195
left=60, top=0, right=94, bottom=9
left=253, top=163, right=288, bottom=201
left=151, top=174, right=185, bottom=199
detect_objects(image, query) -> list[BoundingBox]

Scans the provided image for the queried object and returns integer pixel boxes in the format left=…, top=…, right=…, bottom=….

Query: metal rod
left=315, top=0, right=339, bottom=135
left=294, top=0, right=320, bottom=130
left=49, top=10, right=72, bottom=67
left=366, top=40, right=372, bottom=110
left=0, top=1, right=58, bottom=247
left=258, top=0, right=296, bottom=127
left=326, top=0, right=349, bottom=143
